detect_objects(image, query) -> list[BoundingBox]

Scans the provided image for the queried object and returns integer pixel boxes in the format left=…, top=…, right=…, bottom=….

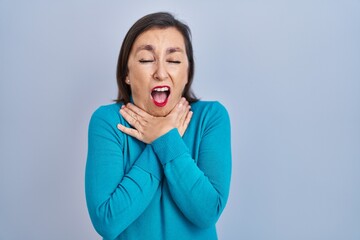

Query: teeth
left=153, top=87, right=169, bottom=92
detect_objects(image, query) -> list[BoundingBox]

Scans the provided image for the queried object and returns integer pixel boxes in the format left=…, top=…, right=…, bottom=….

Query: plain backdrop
left=1, top=0, right=359, bottom=239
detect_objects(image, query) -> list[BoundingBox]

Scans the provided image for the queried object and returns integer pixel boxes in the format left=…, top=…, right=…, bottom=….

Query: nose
left=153, top=61, right=168, bottom=81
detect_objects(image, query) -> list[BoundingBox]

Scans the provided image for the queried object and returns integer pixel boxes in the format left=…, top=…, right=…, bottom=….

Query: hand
left=117, top=98, right=193, bottom=144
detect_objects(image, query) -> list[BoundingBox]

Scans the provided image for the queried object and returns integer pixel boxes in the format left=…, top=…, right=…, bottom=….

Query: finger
left=179, top=110, right=193, bottom=137
left=120, top=108, right=143, bottom=131
left=179, top=101, right=190, bottom=122
left=117, top=124, right=144, bottom=141
left=170, top=98, right=187, bottom=117
left=125, top=103, right=149, bottom=119
left=121, top=105, right=139, bottom=120
left=180, top=98, right=189, bottom=111
left=177, top=97, right=187, bottom=109
left=178, top=107, right=188, bottom=125
left=184, top=110, right=193, bottom=127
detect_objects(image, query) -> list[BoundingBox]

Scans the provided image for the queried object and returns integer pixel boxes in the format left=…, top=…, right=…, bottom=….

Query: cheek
left=131, top=84, right=147, bottom=100
left=174, top=64, right=189, bottom=82
left=127, top=69, right=148, bottom=94
left=173, top=80, right=188, bottom=98
left=180, top=69, right=189, bottom=89
left=181, top=63, right=189, bottom=83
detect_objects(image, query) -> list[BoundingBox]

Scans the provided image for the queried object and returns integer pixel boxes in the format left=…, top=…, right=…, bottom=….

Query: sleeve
left=85, top=106, right=163, bottom=240
left=151, top=102, right=232, bottom=228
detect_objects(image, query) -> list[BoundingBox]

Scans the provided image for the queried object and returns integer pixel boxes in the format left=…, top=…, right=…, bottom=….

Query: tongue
left=152, top=91, right=167, bottom=103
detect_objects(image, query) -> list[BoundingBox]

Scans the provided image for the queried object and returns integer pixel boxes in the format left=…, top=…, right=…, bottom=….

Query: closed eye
left=139, top=59, right=154, bottom=63
left=168, top=60, right=181, bottom=64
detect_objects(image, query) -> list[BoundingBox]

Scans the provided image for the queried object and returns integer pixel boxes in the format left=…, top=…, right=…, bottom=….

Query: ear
left=125, top=77, right=130, bottom=85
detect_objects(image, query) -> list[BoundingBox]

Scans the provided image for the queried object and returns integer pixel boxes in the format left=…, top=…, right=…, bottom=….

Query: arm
left=85, top=106, right=162, bottom=240
left=151, top=102, right=232, bottom=228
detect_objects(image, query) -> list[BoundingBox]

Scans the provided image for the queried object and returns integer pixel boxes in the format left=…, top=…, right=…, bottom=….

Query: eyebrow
left=136, top=44, right=155, bottom=53
left=166, top=47, right=184, bottom=54
left=135, top=45, right=184, bottom=54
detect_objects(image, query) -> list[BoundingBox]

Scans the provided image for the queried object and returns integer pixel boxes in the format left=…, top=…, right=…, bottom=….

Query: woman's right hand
left=117, top=98, right=193, bottom=144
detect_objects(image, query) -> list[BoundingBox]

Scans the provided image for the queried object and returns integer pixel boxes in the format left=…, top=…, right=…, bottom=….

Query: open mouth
left=151, top=86, right=170, bottom=107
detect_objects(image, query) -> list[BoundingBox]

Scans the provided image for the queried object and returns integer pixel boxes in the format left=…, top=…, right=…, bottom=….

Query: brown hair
left=115, top=12, right=198, bottom=103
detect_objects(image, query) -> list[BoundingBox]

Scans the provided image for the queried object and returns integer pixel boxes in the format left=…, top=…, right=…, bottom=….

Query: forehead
left=132, top=27, right=186, bottom=51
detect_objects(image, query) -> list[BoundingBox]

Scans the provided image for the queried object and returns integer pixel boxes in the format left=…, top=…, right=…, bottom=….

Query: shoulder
left=191, top=100, right=229, bottom=119
left=89, top=103, right=124, bottom=130
left=190, top=100, right=230, bottom=132
left=91, top=103, right=123, bottom=121
left=88, top=103, right=125, bottom=151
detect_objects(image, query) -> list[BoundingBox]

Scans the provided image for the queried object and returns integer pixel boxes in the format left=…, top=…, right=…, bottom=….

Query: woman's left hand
left=117, top=98, right=193, bottom=144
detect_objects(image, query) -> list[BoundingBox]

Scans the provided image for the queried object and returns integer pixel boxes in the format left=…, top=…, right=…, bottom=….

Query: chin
left=150, top=107, right=171, bottom=117
left=153, top=101, right=178, bottom=117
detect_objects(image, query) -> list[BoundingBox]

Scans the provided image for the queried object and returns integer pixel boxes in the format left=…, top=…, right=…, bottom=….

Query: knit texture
left=85, top=101, right=232, bottom=240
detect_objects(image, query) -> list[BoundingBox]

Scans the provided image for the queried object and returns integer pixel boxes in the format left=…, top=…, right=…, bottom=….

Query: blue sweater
left=85, top=101, right=232, bottom=240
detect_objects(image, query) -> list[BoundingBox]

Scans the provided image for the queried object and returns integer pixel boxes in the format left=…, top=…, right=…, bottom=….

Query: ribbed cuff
left=151, top=128, right=189, bottom=165
left=134, top=145, right=163, bottom=180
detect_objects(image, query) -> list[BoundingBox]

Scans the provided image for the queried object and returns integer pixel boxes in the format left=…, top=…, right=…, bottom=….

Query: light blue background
left=1, top=1, right=359, bottom=239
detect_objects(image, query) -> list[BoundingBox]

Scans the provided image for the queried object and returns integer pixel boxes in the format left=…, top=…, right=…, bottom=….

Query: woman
left=85, top=12, right=231, bottom=240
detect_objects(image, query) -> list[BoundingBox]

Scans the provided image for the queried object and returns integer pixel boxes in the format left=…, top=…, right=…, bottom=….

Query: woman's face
left=126, top=27, right=189, bottom=117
